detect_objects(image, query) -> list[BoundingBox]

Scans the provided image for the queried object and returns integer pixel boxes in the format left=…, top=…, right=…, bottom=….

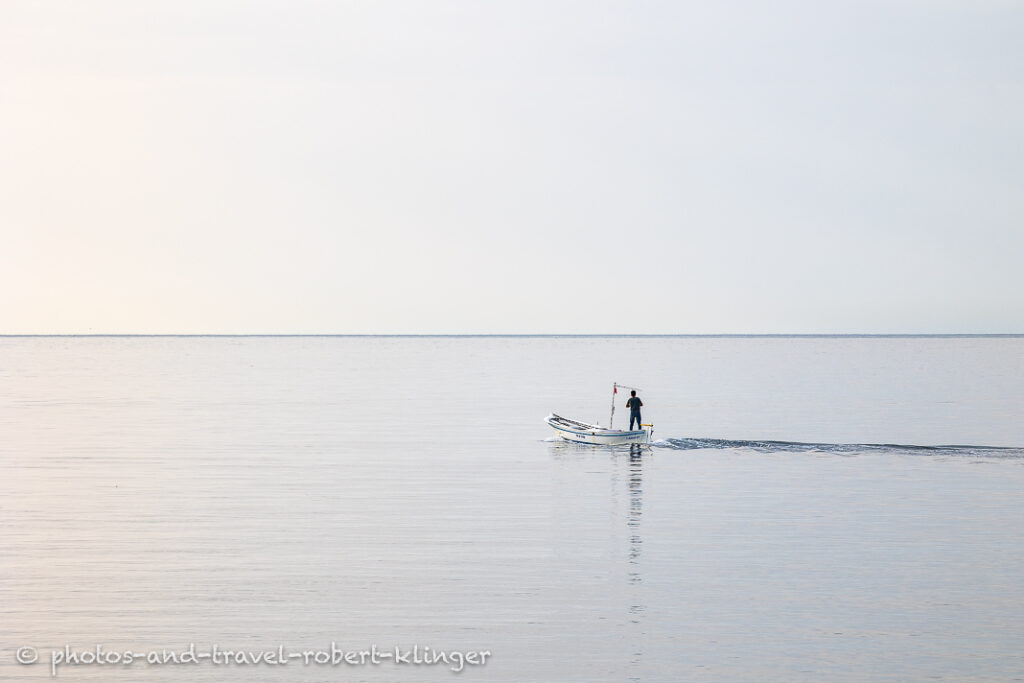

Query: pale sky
left=2, top=1, right=1021, bottom=334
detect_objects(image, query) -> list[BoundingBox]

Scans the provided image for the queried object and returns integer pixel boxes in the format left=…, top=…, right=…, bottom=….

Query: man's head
left=630, top=390, right=636, bottom=397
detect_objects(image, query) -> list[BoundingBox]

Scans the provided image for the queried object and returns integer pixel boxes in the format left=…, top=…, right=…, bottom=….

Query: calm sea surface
left=2, top=336, right=1023, bottom=682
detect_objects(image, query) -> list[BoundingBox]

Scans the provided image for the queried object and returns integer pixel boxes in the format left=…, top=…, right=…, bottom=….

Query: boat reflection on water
left=547, top=441, right=648, bottom=672
left=627, top=444, right=644, bottom=580
left=625, top=444, right=646, bottom=674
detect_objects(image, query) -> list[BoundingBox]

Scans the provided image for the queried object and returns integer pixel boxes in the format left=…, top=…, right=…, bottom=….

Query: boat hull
left=546, top=414, right=651, bottom=445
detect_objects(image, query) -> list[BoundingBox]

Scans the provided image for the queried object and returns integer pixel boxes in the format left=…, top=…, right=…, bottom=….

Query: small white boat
left=545, top=414, right=651, bottom=445
left=546, top=383, right=653, bottom=445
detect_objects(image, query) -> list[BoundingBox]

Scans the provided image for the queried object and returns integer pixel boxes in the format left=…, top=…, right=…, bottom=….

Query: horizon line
left=2, top=333, right=1023, bottom=339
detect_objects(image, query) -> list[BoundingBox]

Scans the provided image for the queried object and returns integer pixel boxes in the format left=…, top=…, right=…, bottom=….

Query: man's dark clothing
left=626, top=396, right=643, bottom=430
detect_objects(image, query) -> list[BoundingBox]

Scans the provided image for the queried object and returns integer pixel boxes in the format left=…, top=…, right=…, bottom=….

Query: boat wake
left=655, top=437, right=1024, bottom=458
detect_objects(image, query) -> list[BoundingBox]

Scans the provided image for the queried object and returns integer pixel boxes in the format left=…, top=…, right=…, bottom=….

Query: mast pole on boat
left=610, top=383, right=618, bottom=429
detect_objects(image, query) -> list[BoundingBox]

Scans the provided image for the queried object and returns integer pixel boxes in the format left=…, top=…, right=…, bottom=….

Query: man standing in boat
left=626, top=390, right=643, bottom=431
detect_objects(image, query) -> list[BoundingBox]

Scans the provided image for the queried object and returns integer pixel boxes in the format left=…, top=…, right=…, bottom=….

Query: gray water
left=2, top=336, right=1023, bottom=682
